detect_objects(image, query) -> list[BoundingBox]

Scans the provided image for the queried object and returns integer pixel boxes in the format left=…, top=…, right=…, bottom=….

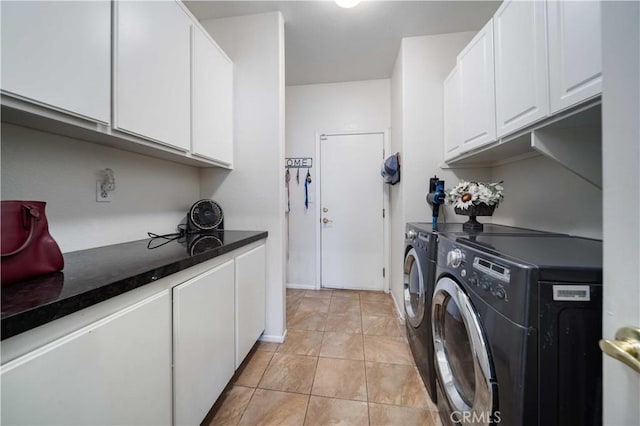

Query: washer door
left=404, top=248, right=425, bottom=328
left=432, top=277, right=496, bottom=425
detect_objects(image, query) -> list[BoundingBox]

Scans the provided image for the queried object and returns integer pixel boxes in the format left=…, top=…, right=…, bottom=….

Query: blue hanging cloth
left=285, top=169, right=291, bottom=213
left=304, top=169, right=312, bottom=209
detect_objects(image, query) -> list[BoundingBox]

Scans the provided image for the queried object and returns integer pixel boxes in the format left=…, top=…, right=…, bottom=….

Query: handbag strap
left=1, top=205, right=40, bottom=258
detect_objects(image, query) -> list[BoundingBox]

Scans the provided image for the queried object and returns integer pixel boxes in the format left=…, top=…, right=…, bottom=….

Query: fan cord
left=147, top=224, right=208, bottom=249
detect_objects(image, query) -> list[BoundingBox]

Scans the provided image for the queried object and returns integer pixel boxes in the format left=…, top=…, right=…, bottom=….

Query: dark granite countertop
left=1, top=230, right=267, bottom=340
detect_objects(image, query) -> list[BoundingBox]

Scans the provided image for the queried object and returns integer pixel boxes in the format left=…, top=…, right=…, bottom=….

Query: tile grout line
left=254, top=349, right=277, bottom=389
left=255, top=384, right=380, bottom=403
left=301, top=354, right=319, bottom=426
left=232, top=345, right=278, bottom=424
left=289, top=290, right=314, bottom=424
left=235, top=384, right=257, bottom=425
left=309, top=389, right=370, bottom=403
left=238, top=380, right=431, bottom=416
left=359, top=294, right=372, bottom=425
left=288, top=289, right=424, bottom=423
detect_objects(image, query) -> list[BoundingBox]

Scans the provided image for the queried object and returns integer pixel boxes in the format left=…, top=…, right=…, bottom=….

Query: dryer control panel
left=473, top=257, right=511, bottom=300
left=473, top=257, right=510, bottom=282
left=468, top=263, right=509, bottom=302
left=464, top=271, right=509, bottom=302
left=436, top=235, right=535, bottom=326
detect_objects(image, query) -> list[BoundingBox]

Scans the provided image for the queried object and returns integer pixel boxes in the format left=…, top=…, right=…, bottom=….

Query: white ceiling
left=185, top=1, right=500, bottom=86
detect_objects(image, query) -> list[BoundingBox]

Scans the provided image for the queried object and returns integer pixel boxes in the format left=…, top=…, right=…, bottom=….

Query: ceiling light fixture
left=335, top=0, right=361, bottom=8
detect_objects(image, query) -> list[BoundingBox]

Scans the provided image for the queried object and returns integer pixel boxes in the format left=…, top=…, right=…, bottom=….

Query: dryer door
left=404, top=248, right=425, bottom=328
left=432, top=277, right=497, bottom=425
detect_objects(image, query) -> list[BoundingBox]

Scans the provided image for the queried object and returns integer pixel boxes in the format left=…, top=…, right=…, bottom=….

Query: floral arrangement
left=446, top=181, right=504, bottom=210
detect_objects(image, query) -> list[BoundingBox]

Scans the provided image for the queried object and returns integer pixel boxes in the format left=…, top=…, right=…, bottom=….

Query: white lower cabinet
left=0, top=291, right=172, bottom=426
left=0, top=241, right=267, bottom=426
left=235, top=245, right=267, bottom=367
left=173, top=260, right=236, bottom=426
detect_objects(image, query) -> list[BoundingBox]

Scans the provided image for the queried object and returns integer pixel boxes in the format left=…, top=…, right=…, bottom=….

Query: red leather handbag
left=1, top=201, right=64, bottom=286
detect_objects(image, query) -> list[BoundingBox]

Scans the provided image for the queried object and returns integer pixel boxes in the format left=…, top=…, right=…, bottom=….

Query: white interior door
left=601, top=2, right=640, bottom=424
left=320, top=133, right=384, bottom=291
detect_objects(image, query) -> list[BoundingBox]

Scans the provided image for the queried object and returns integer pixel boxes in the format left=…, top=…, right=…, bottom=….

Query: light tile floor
left=205, top=289, right=441, bottom=426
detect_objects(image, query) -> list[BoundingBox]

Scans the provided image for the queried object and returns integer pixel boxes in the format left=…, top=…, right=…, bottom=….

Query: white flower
left=446, top=180, right=505, bottom=208
left=476, top=186, right=494, bottom=205
left=454, top=192, right=476, bottom=209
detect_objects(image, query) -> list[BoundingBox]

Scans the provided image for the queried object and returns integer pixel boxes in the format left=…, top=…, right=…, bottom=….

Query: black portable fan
left=188, top=233, right=223, bottom=256
left=188, top=199, right=224, bottom=231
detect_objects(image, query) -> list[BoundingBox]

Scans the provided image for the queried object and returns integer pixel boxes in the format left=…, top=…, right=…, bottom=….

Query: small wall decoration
left=285, top=157, right=313, bottom=169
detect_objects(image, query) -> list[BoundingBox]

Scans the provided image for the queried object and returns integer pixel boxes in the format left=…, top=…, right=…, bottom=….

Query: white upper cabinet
left=192, top=26, right=234, bottom=166
left=443, top=67, right=462, bottom=161
left=444, top=0, right=603, bottom=167
left=0, top=1, right=111, bottom=124
left=114, top=0, right=191, bottom=151
left=494, top=0, right=549, bottom=137
left=547, top=0, right=602, bottom=114
left=459, top=19, right=497, bottom=153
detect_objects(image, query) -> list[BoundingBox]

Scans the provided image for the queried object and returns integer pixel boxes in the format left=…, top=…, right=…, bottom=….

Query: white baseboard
left=286, top=283, right=317, bottom=290
left=259, top=329, right=287, bottom=343
left=389, top=290, right=405, bottom=321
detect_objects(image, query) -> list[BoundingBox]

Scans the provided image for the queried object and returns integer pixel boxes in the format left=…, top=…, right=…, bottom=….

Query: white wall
left=285, top=79, right=391, bottom=287
left=389, top=32, right=491, bottom=308
left=199, top=12, right=287, bottom=342
left=601, top=2, right=640, bottom=423
left=0, top=123, right=200, bottom=252
left=491, top=155, right=602, bottom=239
left=390, top=47, right=405, bottom=314
left=400, top=34, right=491, bottom=225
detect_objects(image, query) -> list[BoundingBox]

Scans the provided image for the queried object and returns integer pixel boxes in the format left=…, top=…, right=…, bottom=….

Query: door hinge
left=383, top=268, right=386, bottom=278
left=382, top=208, right=385, bottom=218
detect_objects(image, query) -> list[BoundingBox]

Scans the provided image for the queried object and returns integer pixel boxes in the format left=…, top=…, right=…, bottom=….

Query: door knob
left=322, top=218, right=333, bottom=224
left=600, top=326, right=640, bottom=374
